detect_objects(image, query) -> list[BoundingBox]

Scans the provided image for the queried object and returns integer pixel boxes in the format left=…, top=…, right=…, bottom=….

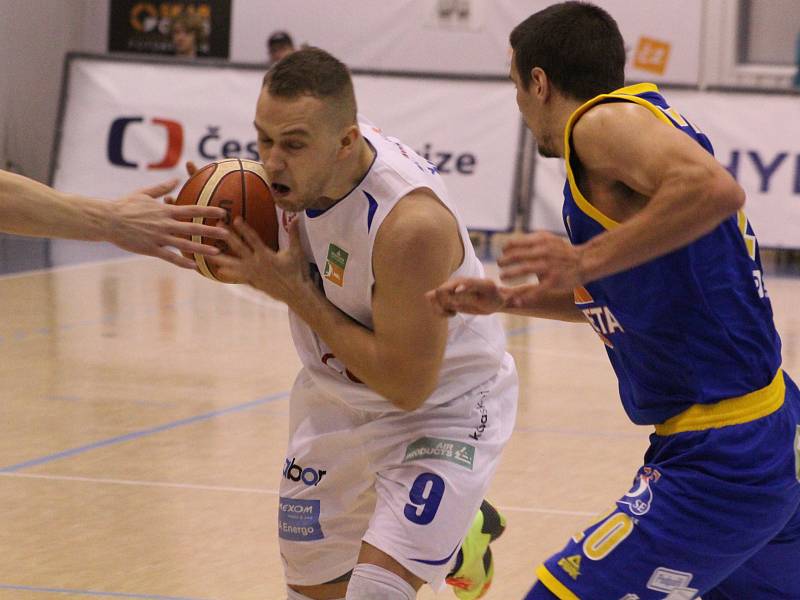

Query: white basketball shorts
left=277, top=353, right=517, bottom=590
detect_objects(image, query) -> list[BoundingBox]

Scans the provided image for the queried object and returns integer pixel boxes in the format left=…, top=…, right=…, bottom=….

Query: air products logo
left=107, top=116, right=184, bottom=169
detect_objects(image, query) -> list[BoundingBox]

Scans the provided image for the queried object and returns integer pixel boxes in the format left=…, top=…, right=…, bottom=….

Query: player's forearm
left=0, top=171, right=110, bottom=240
left=293, top=290, right=440, bottom=410
left=578, top=168, right=744, bottom=283
left=501, top=288, right=585, bottom=322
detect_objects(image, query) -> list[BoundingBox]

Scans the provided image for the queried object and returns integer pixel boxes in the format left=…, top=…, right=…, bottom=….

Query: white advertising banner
left=231, top=0, right=702, bottom=85
left=52, top=56, right=518, bottom=235
left=528, top=88, right=800, bottom=249
left=353, top=76, right=520, bottom=231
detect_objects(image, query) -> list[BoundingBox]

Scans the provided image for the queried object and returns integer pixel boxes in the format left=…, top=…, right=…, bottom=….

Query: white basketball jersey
left=277, top=120, right=508, bottom=412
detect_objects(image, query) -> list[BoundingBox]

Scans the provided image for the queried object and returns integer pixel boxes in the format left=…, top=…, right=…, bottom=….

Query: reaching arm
left=427, top=277, right=585, bottom=322
left=572, top=102, right=745, bottom=282
left=298, top=191, right=463, bottom=410
left=0, top=169, right=227, bottom=268
left=499, top=102, right=745, bottom=290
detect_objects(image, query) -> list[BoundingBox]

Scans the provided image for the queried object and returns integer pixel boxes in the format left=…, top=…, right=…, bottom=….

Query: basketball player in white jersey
left=209, top=47, right=518, bottom=600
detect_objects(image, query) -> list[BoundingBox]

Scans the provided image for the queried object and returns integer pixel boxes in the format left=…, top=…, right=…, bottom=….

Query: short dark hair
left=509, top=1, right=625, bottom=101
left=263, top=47, right=357, bottom=124
left=267, top=30, right=294, bottom=49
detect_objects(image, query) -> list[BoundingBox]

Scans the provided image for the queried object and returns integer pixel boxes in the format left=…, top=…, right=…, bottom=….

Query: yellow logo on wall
left=633, top=37, right=671, bottom=75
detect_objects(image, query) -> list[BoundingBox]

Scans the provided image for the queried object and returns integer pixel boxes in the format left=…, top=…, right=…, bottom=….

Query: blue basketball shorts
left=528, top=371, right=800, bottom=599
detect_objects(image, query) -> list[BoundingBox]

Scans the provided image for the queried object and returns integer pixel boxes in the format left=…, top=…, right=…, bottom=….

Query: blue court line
left=0, top=391, right=289, bottom=473
left=0, top=584, right=213, bottom=600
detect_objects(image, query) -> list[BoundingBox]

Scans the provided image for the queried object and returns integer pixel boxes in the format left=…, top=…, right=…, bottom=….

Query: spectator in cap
left=266, top=30, right=295, bottom=66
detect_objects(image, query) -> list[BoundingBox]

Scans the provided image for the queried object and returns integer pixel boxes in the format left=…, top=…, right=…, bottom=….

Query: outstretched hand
left=426, top=276, right=559, bottom=316
left=108, top=177, right=228, bottom=269
left=426, top=277, right=510, bottom=317
left=498, top=231, right=584, bottom=292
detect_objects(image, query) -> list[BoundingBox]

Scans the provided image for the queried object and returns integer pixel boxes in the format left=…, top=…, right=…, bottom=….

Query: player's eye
left=285, top=141, right=305, bottom=151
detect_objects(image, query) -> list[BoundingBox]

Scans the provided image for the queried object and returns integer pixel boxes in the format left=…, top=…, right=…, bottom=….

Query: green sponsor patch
left=324, top=243, right=349, bottom=286
left=327, top=244, right=348, bottom=269
left=403, top=436, right=475, bottom=470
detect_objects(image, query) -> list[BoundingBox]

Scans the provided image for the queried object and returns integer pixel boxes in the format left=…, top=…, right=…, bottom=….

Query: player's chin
left=270, top=182, right=296, bottom=208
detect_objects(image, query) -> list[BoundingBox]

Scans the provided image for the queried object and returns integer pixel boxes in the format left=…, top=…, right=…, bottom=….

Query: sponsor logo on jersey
left=618, top=595, right=640, bottom=600
left=283, top=457, right=327, bottom=487
left=323, top=243, right=349, bottom=286
left=278, top=497, right=324, bottom=541
left=573, top=286, right=623, bottom=347
left=646, top=567, right=694, bottom=593
left=664, top=589, right=699, bottom=600
left=470, top=393, right=489, bottom=441
left=617, top=466, right=660, bottom=516
left=403, top=436, right=475, bottom=470
left=281, top=210, right=298, bottom=233
left=320, top=352, right=363, bottom=384
left=558, top=554, right=582, bottom=580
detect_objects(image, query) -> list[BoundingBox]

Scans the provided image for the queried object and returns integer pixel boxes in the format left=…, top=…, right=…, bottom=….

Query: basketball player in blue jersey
left=208, top=48, right=516, bottom=600
left=429, top=2, right=800, bottom=598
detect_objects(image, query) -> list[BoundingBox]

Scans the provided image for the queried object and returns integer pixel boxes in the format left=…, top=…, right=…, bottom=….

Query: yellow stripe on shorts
left=535, top=564, right=581, bottom=600
left=655, top=369, right=785, bottom=436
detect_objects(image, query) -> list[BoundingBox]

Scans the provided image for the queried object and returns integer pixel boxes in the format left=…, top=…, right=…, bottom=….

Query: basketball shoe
left=446, top=500, right=507, bottom=599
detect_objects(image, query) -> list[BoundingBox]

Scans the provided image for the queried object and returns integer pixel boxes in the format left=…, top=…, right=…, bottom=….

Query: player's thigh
left=705, top=501, right=800, bottom=600
left=279, top=371, right=375, bottom=586
left=536, top=464, right=792, bottom=599
left=362, top=366, right=517, bottom=589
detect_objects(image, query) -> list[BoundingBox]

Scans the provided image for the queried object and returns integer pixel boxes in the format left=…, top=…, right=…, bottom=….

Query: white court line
left=0, top=471, right=277, bottom=495
left=0, top=471, right=595, bottom=517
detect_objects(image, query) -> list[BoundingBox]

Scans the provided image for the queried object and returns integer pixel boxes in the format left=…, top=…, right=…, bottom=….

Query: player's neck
left=321, top=136, right=376, bottom=204
left=552, top=98, right=583, bottom=158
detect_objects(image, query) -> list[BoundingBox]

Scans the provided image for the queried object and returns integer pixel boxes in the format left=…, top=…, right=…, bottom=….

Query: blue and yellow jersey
left=562, top=83, right=783, bottom=425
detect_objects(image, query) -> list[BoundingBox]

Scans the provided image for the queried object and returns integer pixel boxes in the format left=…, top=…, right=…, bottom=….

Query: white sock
left=286, top=587, right=344, bottom=600
left=345, top=563, right=417, bottom=600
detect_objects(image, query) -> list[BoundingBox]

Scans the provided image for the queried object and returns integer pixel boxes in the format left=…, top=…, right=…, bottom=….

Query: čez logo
left=107, top=116, right=183, bottom=169
left=283, top=457, right=327, bottom=486
left=108, top=119, right=261, bottom=170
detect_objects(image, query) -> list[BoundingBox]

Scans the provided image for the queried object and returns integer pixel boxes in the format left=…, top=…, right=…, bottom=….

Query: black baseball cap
left=267, top=31, right=293, bottom=47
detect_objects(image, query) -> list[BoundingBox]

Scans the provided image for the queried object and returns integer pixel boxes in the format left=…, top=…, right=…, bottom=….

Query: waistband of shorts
left=535, top=564, right=581, bottom=600
left=654, top=369, right=785, bottom=436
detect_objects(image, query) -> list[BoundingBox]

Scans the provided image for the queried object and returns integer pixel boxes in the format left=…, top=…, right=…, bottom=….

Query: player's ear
left=337, top=124, right=360, bottom=158
left=531, top=67, right=549, bottom=101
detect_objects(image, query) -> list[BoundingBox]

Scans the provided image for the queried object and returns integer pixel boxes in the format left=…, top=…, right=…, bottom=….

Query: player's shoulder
left=383, top=190, right=456, bottom=241
left=571, top=101, right=663, bottom=165
left=374, top=189, right=460, bottom=267
left=573, top=101, right=655, bottom=140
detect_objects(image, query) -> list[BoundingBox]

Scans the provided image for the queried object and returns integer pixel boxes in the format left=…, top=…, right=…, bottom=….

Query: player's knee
left=524, top=580, right=560, bottom=600
left=345, top=563, right=416, bottom=599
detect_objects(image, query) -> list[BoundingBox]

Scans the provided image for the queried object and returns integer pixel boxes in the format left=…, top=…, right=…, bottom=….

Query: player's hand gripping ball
left=175, top=159, right=278, bottom=282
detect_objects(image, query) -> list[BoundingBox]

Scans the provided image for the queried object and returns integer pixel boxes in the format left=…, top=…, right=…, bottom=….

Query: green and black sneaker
left=445, top=500, right=507, bottom=600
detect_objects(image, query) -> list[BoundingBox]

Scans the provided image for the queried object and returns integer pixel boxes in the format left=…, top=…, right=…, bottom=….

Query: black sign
left=108, top=1, right=231, bottom=58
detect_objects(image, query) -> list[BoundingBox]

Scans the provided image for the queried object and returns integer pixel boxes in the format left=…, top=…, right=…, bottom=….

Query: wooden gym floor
left=1, top=256, right=799, bottom=600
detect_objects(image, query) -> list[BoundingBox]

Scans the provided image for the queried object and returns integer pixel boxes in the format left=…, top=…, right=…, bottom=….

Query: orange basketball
left=175, top=158, right=278, bottom=283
